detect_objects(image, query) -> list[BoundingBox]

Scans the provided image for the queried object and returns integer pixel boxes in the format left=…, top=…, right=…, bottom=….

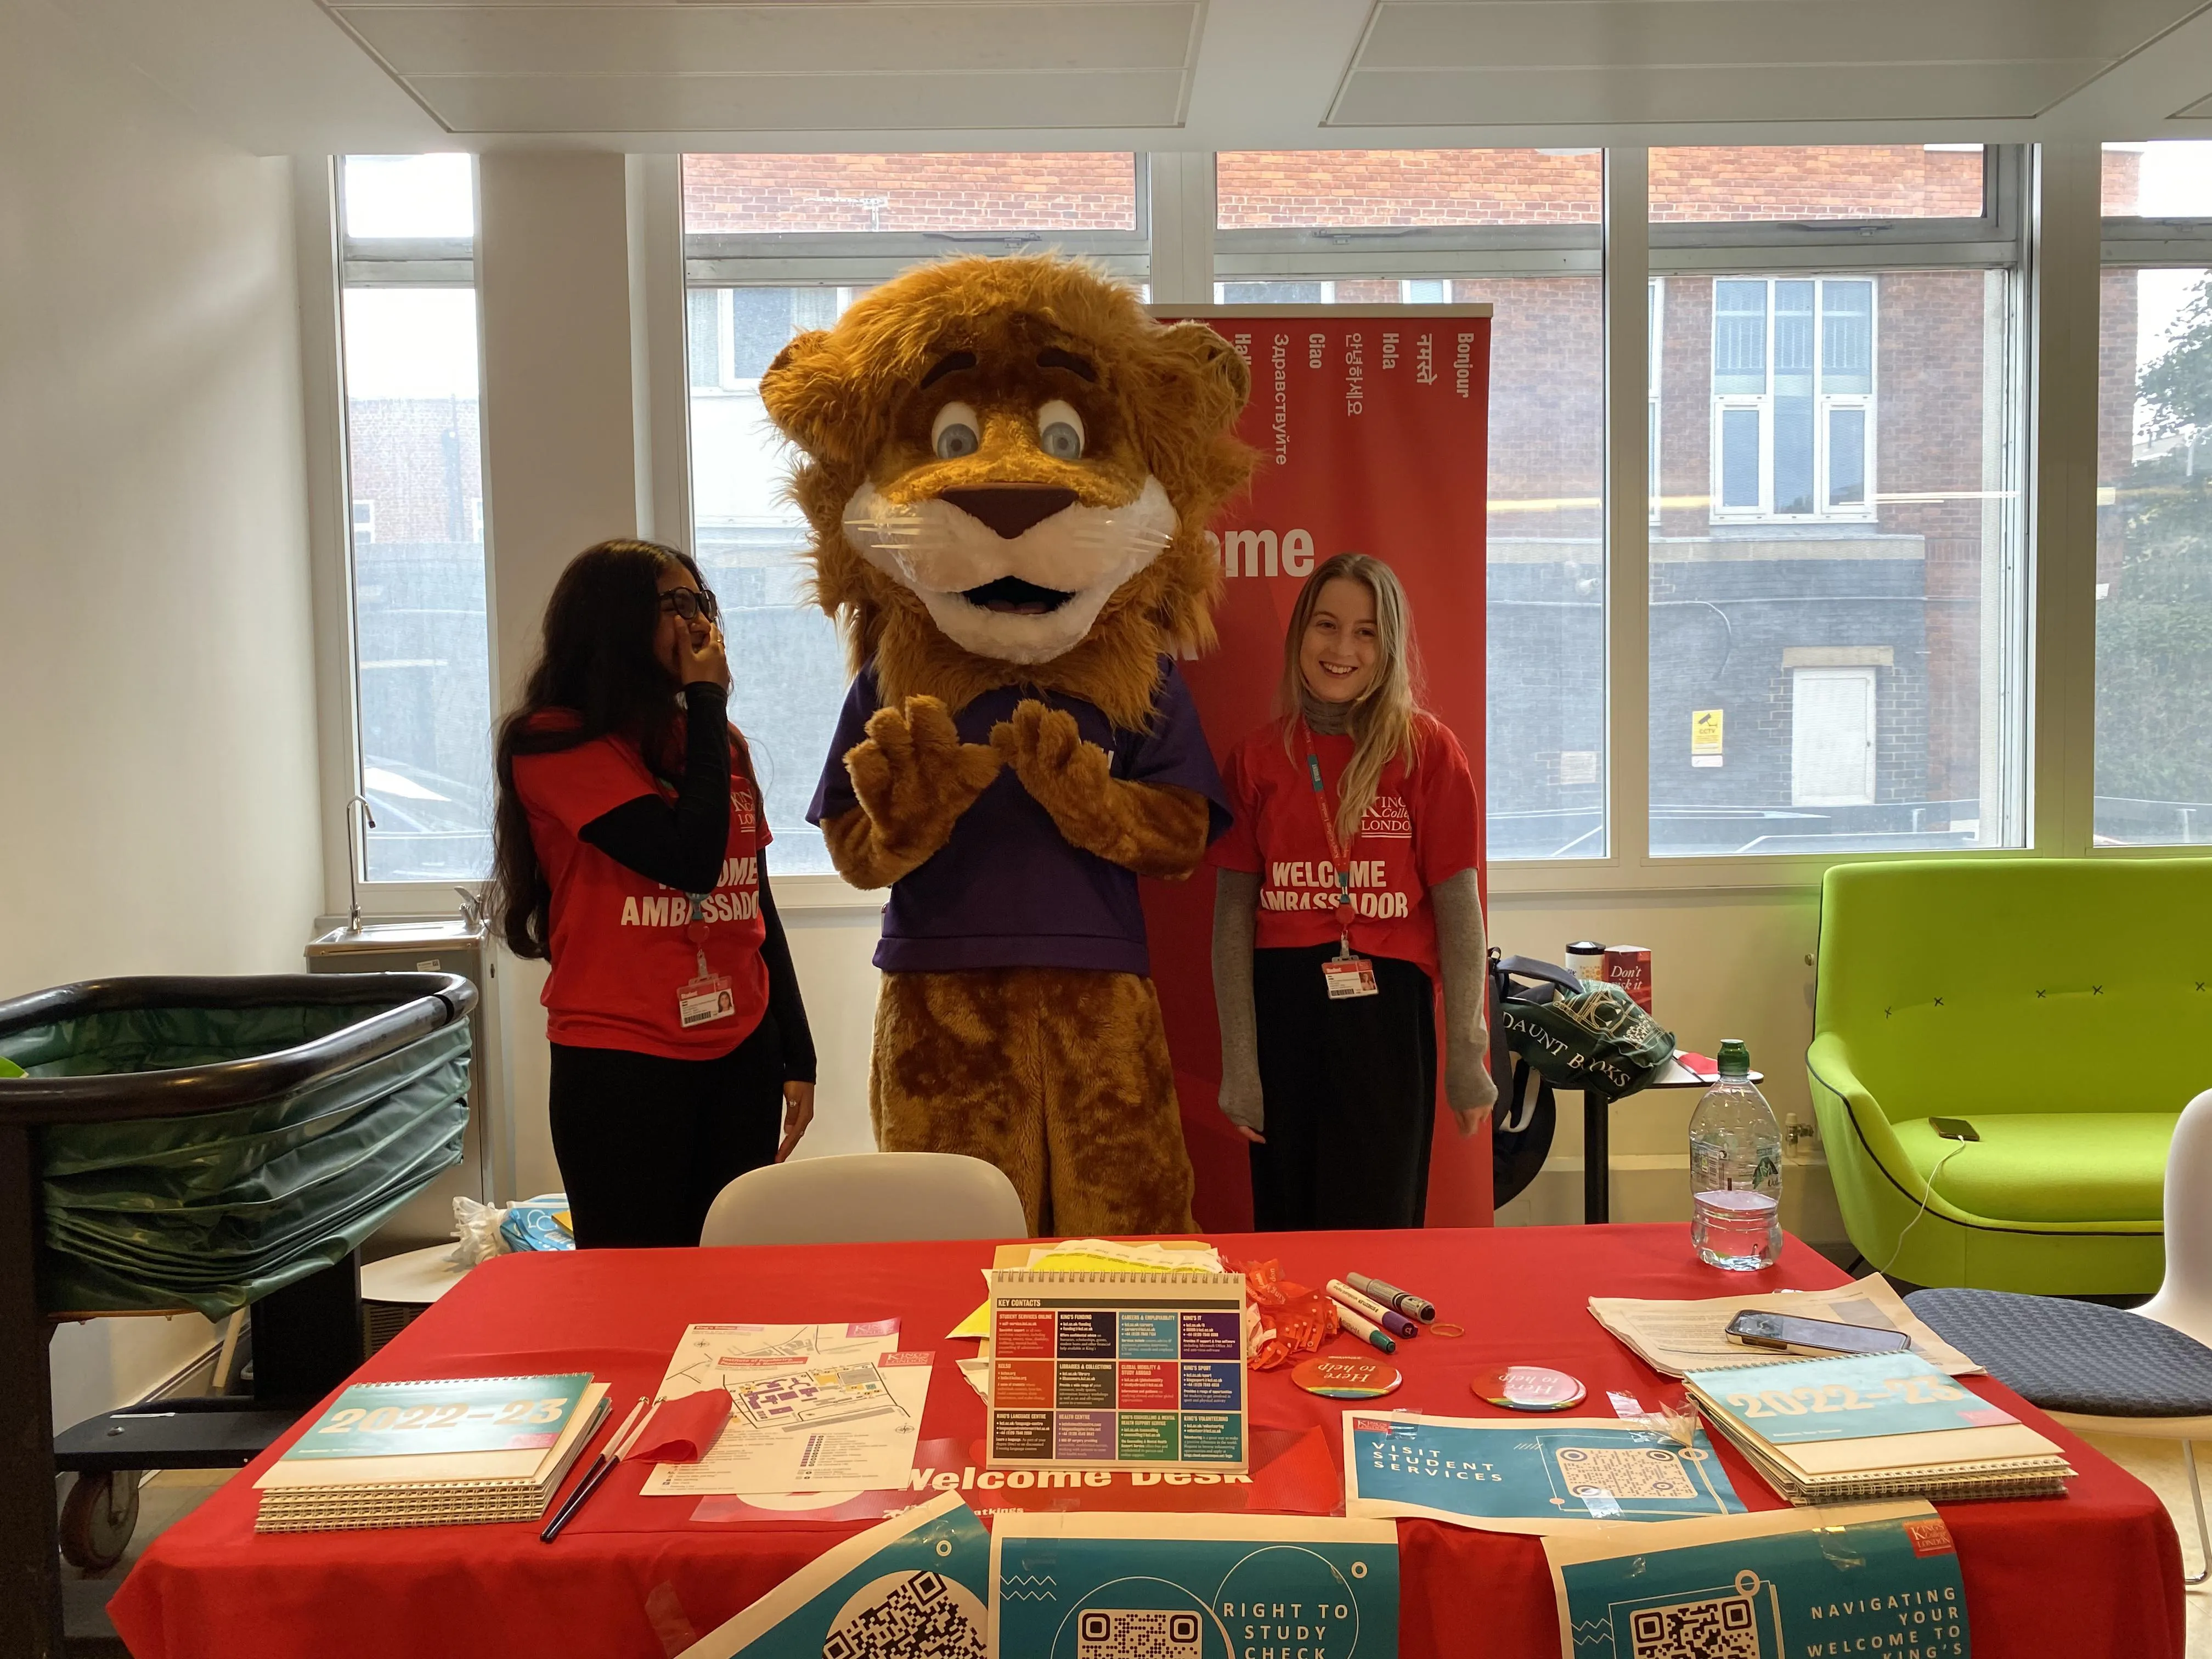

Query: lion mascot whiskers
left=765, top=255, right=1253, bottom=1235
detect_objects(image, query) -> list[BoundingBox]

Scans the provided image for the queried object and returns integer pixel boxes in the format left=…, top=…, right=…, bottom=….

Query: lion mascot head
left=760, top=254, right=1253, bottom=730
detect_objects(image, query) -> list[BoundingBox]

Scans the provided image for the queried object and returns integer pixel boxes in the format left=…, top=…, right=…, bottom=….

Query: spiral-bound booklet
left=986, top=1268, right=1249, bottom=1474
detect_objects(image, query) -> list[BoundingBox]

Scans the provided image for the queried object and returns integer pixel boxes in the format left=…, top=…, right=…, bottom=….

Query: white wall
left=1490, top=889, right=1848, bottom=1250
left=1, top=0, right=321, bottom=1425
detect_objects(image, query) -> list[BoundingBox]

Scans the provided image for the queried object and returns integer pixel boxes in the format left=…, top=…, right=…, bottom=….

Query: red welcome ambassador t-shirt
left=511, top=712, right=770, bottom=1060
left=1210, top=712, right=1479, bottom=979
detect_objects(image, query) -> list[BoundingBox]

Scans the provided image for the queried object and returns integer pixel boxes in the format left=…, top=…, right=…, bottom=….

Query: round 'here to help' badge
left=1473, top=1364, right=1586, bottom=1412
left=1292, top=1354, right=1402, bottom=1399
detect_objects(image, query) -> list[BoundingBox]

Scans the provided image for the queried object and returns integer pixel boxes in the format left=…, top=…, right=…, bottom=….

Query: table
left=1577, top=1054, right=1764, bottom=1223
left=109, top=1225, right=2186, bottom=1659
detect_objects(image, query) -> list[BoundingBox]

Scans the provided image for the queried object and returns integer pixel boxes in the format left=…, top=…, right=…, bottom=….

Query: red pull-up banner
left=1142, top=306, right=1494, bottom=1232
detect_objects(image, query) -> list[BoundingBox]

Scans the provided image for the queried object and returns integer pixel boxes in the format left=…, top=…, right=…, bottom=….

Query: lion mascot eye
left=931, top=402, right=981, bottom=460
left=1036, top=400, right=1086, bottom=461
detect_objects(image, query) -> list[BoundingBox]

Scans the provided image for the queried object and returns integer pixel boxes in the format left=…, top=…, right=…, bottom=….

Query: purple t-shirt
left=807, top=658, right=1230, bottom=975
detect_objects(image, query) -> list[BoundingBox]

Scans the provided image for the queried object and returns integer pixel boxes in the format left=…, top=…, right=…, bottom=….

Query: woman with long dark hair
left=493, top=539, right=814, bottom=1248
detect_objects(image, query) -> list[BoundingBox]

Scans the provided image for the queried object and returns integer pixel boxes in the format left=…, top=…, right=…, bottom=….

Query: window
left=1213, top=281, right=1333, bottom=304
left=1652, top=146, right=1988, bottom=223
left=681, top=154, right=1145, bottom=873
left=681, top=152, right=1139, bottom=238
left=1217, top=149, right=1601, bottom=229
left=1214, top=150, right=1606, bottom=861
left=1649, top=147, right=2025, bottom=858
left=2096, top=144, right=2212, bottom=847
left=337, top=155, right=494, bottom=883
left=686, top=283, right=858, bottom=871
left=2103, top=140, right=2212, bottom=218
left=1709, top=278, right=1876, bottom=521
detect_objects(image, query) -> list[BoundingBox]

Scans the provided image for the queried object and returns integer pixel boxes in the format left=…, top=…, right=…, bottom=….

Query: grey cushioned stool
left=1909, top=1286, right=2212, bottom=1583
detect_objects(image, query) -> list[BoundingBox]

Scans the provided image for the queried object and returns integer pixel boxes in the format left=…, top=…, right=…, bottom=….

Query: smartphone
left=1929, top=1117, right=1980, bottom=1142
left=1724, top=1310, right=1912, bottom=1357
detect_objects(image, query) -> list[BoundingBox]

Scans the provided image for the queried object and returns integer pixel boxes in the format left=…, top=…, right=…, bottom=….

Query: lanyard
left=1301, top=722, right=1359, bottom=958
left=685, top=893, right=713, bottom=978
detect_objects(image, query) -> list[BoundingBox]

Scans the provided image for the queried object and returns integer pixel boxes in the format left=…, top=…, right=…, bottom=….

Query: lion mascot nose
left=939, top=486, right=1078, bottom=539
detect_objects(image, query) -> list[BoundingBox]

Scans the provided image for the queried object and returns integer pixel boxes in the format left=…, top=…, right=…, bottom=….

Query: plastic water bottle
left=1689, top=1039, right=1782, bottom=1269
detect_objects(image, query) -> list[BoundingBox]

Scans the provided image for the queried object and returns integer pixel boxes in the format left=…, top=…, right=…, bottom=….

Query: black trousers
left=1249, top=945, right=1437, bottom=1232
left=548, top=1011, right=784, bottom=1249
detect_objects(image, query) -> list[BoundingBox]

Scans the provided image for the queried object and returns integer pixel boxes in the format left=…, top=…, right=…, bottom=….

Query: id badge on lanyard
left=1305, top=733, right=1379, bottom=1000
left=676, top=895, right=735, bottom=1028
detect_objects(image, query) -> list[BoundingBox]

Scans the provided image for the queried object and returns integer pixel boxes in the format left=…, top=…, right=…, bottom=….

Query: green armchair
left=1808, top=857, right=2212, bottom=1294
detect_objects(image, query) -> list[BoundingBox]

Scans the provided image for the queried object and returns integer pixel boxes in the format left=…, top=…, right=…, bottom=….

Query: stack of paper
left=1685, top=1350, right=2072, bottom=1504
left=254, top=1373, right=610, bottom=1532
left=1588, top=1273, right=1982, bottom=1377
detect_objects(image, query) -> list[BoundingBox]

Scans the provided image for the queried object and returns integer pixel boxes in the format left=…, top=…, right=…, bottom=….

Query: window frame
left=1575, top=144, right=2035, bottom=892
left=2092, top=166, right=2212, bottom=851
left=296, top=140, right=2138, bottom=910
left=309, top=155, right=499, bottom=915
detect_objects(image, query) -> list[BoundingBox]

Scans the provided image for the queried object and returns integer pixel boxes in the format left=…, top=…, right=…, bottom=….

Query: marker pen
left=1334, top=1305, right=1397, bottom=1354
left=1326, top=1279, right=1419, bottom=1341
left=1347, top=1271, right=1437, bottom=1323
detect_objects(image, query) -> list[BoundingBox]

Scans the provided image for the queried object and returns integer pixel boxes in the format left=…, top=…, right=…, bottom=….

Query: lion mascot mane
left=763, top=255, right=1253, bottom=1235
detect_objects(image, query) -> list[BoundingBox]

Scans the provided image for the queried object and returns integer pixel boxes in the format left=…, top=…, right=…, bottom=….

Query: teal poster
left=1545, top=1503, right=1967, bottom=1659
left=1345, top=1413, right=1745, bottom=1529
left=992, top=1514, right=1397, bottom=1659
left=675, top=1492, right=988, bottom=1658
left=1690, top=1353, right=2017, bottom=1445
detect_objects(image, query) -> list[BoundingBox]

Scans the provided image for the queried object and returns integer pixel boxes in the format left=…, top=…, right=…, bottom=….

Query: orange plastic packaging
left=1230, top=1257, right=1341, bottom=1370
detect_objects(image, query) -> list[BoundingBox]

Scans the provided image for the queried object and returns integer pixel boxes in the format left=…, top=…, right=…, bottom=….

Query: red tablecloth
left=109, top=1225, right=2186, bottom=1659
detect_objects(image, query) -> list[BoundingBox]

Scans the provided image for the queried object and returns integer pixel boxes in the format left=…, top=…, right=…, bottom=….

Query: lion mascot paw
left=762, top=255, right=1254, bottom=1236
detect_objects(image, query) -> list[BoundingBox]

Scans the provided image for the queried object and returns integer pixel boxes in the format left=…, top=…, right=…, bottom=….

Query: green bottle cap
left=1717, top=1039, right=1751, bottom=1077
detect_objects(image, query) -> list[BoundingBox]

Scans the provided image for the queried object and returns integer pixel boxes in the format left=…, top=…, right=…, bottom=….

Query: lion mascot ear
left=1130, top=320, right=1254, bottom=521
left=760, top=328, right=864, bottom=467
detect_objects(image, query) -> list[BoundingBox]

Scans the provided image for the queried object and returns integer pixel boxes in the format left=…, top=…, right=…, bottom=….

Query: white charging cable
left=1877, top=1139, right=1970, bottom=1280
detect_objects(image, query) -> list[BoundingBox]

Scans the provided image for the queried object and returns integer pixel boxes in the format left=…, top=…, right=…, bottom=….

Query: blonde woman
left=1209, top=554, right=1495, bottom=1229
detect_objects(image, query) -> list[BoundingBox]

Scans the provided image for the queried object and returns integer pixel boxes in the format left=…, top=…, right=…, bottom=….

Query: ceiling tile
left=1330, top=60, right=2113, bottom=126
left=332, top=4, right=1197, bottom=77
left=1357, top=0, right=2203, bottom=69
left=404, top=67, right=1188, bottom=130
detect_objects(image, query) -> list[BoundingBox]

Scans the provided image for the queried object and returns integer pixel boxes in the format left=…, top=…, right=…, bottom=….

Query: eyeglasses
left=658, top=589, right=720, bottom=622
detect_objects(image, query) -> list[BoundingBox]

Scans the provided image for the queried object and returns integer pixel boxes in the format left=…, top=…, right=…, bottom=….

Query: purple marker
left=1326, top=1280, right=1419, bottom=1341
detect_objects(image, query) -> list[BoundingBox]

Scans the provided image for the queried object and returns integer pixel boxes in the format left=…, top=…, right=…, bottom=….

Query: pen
left=541, top=1394, right=647, bottom=1544
left=1347, top=1271, right=1437, bottom=1323
left=1334, top=1305, right=1397, bottom=1354
left=1325, top=1279, right=1419, bottom=1340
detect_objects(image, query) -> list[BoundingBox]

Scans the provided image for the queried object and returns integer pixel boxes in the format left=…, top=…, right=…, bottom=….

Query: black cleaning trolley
left=0, top=973, right=476, bottom=1659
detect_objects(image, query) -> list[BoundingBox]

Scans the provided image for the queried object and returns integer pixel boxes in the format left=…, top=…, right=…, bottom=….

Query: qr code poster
left=992, top=1513, right=1398, bottom=1659
left=675, top=1492, right=989, bottom=1659
left=1543, top=1502, right=1968, bottom=1659
left=1344, top=1414, right=1747, bottom=1534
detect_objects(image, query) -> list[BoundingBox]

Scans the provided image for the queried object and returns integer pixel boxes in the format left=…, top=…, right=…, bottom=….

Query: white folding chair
left=1909, top=1086, right=2212, bottom=1584
left=698, top=1152, right=1028, bottom=1247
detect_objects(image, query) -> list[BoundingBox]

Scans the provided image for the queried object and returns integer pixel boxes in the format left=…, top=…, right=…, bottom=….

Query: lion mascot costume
left=761, top=255, right=1253, bottom=1235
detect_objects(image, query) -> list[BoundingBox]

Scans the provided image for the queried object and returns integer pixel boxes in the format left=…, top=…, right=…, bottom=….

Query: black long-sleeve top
left=576, top=684, right=817, bottom=1083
